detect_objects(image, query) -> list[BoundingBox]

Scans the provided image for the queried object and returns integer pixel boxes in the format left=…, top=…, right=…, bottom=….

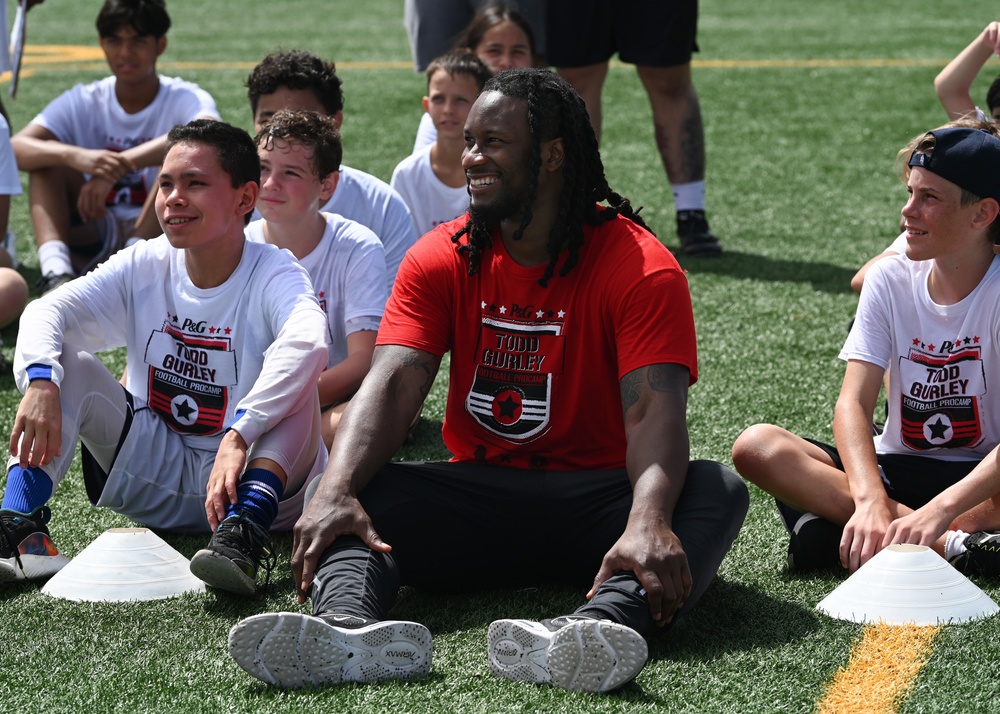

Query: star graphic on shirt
left=965, top=337, right=972, bottom=345
left=499, top=305, right=506, bottom=314
left=927, top=343, right=936, bottom=352
left=497, top=393, right=520, bottom=418
left=173, top=397, right=197, bottom=424
left=974, top=335, right=981, bottom=343
left=172, top=314, right=179, bottom=323
left=536, top=310, right=545, bottom=318
left=927, top=417, right=950, bottom=441
left=209, top=326, right=216, bottom=334
left=224, top=327, right=232, bottom=335
left=481, top=301, right=487, bottom=309
left=912, top=337, right=921, bottom=346
left=557, top=310, right=565, bottom=318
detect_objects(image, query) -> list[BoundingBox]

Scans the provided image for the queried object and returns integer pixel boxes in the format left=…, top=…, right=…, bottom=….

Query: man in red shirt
left=228, top=68, right=748, bottom=694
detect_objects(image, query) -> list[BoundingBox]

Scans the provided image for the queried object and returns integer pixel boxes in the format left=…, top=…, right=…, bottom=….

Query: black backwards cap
left=908, top=127, right=1000, bottom=204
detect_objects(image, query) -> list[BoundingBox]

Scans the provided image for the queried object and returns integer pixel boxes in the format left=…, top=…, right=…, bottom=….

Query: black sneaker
left=0, top=506, right=70, bottom=582
left=676, top=209, right=723, bottom=257
left=487, top=616, right=648, bottom=693
left=35, top=272, right=75, bottom=296
left=950, top=531, right=1000, bottom=576
left=775, top=499, right=842, bottom=571
left=228, top=612, right=433, bottom=687
left=189, top=513, right=276, bottom=596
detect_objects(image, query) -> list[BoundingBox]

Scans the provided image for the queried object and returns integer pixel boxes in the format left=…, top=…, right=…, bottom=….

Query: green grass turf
left=3, top=0, right=1000, bottom=711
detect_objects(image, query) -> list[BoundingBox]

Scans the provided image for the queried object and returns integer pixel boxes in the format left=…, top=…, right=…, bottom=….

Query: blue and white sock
left=224, top=468, right=283, bottom=530
left=2, top=465, right=54, bottom=514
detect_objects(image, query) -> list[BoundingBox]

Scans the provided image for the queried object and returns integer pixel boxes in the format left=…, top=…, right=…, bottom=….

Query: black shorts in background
left=546, top=0, right=699, bottom=68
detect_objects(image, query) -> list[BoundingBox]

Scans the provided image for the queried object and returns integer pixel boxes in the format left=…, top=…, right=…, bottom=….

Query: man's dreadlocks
left=452, top=68, right=651, bottom=287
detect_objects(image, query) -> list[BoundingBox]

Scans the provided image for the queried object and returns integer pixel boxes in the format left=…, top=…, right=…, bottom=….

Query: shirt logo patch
left=467, top=315, right=564, bottom=441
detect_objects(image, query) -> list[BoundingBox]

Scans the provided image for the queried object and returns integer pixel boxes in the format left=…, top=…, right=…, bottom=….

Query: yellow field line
left=816, top=624, right=941, bottom=714
left=10, top=45, right=992, bottom=73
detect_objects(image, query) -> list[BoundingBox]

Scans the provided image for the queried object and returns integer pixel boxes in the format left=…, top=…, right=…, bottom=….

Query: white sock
left=38, top=241, right=75, bottom=277
left=672, top=180, right=706, bottom=212
left=944, top=529, right=968, bottom=561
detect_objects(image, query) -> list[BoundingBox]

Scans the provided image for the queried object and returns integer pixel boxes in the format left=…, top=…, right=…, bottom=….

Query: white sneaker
left=487, top=617, right=648, bottom=693
left=228, top=612, right=432, bottom=688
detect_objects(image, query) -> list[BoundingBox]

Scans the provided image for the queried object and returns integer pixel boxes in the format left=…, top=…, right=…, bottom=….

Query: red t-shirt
left=377, top=211, right=697, bottom=470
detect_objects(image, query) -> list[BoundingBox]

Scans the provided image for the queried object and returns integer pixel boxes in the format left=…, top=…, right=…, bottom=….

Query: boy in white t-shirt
left=1, top=120, right=328, bottom=598
left=245, top=50, right=416, bottom=294
left=733, top=121, right=1000, bottom=578
left=391, top=50, right=490, bottom=237
left=248, top=110, right=387, bottom=449
left=12, top=0, right=219, bottom=295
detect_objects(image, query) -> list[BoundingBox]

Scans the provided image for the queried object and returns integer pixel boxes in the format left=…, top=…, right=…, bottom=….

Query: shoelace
left=0, top=514, right=26, bottom=574
left=220, top=516, right=277, bottom=587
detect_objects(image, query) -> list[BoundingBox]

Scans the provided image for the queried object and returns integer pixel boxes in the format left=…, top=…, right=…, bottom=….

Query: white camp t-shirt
left=843, top=254, right=1000, bottom=460
left=32, top=75, right=219, bottom=220
left=14, top=237, right=327, bottom=451
left=390, top=144, right=469, bottom=237
left=412, top=111, right=436, bottom=153
left=0, top=114, right=22, bottom=195
left=246, top=212, right=387, bottom=369
left=321, top=166, right=418, bottom=293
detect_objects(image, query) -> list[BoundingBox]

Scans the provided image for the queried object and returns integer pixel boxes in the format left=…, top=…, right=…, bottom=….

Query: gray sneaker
left=189, top=513, right=276, bottom=596
left=487, top=616, right=648, bottom=693
left=228, top=612, right=433, bottom=688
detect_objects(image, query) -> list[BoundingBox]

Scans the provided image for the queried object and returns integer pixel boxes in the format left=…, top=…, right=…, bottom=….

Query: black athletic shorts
left=546, top=0, right=699, bottom=68
left=806, top=438, right=978, bottom=510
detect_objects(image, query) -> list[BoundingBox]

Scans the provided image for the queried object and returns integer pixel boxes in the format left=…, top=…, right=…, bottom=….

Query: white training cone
left=41, top=527, right=206, bottom=602
left=817, top=544, right=999, bottom=626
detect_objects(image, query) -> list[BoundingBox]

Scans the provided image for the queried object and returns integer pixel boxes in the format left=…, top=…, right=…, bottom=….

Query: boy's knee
left=731, top=423, right=789, bottom=484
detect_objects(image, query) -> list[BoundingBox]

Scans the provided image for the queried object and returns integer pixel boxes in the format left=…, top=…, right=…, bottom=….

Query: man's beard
left=467, top=186, right=531, bottom=237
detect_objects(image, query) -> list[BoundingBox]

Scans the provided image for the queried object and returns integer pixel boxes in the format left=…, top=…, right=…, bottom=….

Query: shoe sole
left=0, top=552, right=71, bottom=582
left=189, top=549, right=257, bottom=596
left=228, top=613, right=433, bottom=688
left=487, top=619, right=648, bottom=693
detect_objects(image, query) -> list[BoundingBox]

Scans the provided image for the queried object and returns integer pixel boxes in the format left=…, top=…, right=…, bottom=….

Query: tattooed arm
left=291, top=344, right=441, bottom=603
left=587, top=362, right=693, bottom=626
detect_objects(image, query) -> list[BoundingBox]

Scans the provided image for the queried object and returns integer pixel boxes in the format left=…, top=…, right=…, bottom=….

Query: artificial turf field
left=2, top=0, right=1000, bottom=711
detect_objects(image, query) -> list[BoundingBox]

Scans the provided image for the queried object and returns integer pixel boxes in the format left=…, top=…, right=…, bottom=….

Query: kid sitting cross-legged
left=734, top=120, right=1000, bottom=577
